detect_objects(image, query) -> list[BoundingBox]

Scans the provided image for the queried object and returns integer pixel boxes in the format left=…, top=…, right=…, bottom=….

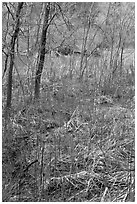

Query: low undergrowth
left=2, top=79, right=135, bottom=202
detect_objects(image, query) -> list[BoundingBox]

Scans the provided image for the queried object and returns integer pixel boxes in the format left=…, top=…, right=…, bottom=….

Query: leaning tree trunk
left=6, top=2, right=24, bottom=109
left=34, top=3, right=50, bottom=99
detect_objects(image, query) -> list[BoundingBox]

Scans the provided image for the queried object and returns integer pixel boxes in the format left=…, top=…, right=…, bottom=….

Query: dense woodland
left=2, top=2, right=135, bottom=202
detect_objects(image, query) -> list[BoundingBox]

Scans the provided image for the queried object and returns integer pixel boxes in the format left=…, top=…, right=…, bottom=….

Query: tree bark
left=34, top=3, right=50, bottom=99
left=6, top=2, right=24, bottom=109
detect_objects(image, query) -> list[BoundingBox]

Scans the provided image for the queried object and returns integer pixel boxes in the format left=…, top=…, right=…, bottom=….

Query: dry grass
left=2, top=78, right=135, bottom=201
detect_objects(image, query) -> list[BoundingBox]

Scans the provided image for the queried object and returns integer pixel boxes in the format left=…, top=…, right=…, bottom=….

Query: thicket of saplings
left=2, top=56, right=135, bottom=202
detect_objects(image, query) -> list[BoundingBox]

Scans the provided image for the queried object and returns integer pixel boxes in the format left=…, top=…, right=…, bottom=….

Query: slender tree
left=34, top=3, right=50, bottom=99
left=6, top=2, right=24, bottom=108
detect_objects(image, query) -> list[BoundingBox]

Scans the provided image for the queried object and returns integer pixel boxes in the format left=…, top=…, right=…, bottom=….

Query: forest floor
left=2, top=79, right=135, bottom=202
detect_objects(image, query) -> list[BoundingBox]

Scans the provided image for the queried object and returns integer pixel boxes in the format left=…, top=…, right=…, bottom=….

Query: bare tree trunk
left=79, top=3, right=95, bottom=81
left=111, top=34, right=122, bottom=78
left=34, top=3, right=50, bottom=99
left=120, top=42, right=124, bottom=75
left=6, top=2, right=24, bottom=109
